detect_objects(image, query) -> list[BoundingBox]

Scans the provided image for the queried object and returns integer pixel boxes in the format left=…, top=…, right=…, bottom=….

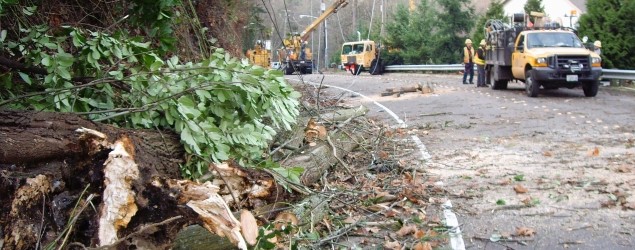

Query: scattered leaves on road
left=516, top=227, right=536, bottom=237
left=514, top=184, right=528, bottom=194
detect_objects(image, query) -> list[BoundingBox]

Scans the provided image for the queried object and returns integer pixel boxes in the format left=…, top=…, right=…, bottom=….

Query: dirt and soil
left=293, top=71, right=635, bottom=249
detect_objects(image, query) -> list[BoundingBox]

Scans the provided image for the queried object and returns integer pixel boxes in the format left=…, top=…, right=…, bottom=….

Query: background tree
left=472, top=0, right=505, bottom=47
left=577, top=0, right=635, bottom=69
left=383, top=0, right=437, bottom=64
left=431, top=0, right=475, bottom=64
left=524, top=0, right=545, bottom=22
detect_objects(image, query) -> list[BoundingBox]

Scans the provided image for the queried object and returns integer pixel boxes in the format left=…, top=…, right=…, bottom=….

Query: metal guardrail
left=385, top=64, right=635, bottom=81
left=601, top=69, right=635, bottom=80
left=385, top=64, right=465, bottom=71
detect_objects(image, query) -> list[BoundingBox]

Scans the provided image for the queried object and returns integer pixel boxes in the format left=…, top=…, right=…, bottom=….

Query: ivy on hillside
left=0, top=25, right=301, bottom=178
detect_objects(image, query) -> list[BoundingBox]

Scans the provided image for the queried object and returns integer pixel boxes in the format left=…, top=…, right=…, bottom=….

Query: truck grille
left=551, top=55, right=590, bottom=71
left=347, top=56, right=357, bottom=64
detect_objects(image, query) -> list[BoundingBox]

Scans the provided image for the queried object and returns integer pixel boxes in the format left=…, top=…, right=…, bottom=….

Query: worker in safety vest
left=475, top=39, right=487, bottom=87
left=462, top=39, right=475, bottom=84
left=593, top=40, right=602, bottom=56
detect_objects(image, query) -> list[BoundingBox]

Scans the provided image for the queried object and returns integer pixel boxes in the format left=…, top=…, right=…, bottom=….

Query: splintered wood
left=381, top=83, right=434, bottom=97
left=98, top=136, right=140, bottom=246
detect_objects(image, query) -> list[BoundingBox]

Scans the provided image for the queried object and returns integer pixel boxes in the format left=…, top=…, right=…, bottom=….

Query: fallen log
left=381, top=83, right=434, bottom=97
left=280, top=106, right=368, bottom=186
left=0, top=103, right=371, bottom=249
left=0, top=110, right=284, bottom=249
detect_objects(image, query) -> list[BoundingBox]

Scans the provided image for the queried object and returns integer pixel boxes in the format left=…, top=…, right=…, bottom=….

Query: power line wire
left=368, top=0, right=377, bottom=40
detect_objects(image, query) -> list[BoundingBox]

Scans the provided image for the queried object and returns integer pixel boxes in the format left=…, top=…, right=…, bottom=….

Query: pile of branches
left=0, top=79, right=449, bottom=249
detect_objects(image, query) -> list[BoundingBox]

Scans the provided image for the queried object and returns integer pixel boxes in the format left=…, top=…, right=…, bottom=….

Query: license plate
left=566, top=75, right=578, bottom=82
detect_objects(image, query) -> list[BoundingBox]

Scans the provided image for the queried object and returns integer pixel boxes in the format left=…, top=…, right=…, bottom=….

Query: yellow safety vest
left=463, top=47, right=475, bottom=64
left=474, top=47, right=485, bottom=65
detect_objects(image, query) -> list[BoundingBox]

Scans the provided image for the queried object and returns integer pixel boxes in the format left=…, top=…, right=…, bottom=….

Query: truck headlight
left=591, top=57, right=601, bottom=64
left=536, top=57, right=547, bottom=64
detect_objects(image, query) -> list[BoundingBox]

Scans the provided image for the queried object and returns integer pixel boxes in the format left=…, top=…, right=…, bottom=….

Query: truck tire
left=525, top=70, right=540, bottom=97
left=284, top=65, right=294, bottom=75
left=369, top=59, right=383, bottom=75
left=488, top=67, right=508, bottom=90
left=349, top=64, right=362, bottom=75
left=582, top=80, right=599, bottom=97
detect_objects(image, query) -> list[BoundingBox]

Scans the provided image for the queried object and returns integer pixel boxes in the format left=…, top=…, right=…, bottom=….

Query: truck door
left=511, top=34, right=525, bottom=79
left=365, top=43, right=373, bottom=67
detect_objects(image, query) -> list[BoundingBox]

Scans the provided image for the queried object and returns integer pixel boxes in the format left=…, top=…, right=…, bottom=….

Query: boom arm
left=299, top=0, right=348, bottom=42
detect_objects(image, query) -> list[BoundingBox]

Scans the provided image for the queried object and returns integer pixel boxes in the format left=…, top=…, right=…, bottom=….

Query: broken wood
left=0, top=98, right=373, bottom=249
left=381, top=83, right=434, bottom=97
left=0, top=110, right=289, bottom=249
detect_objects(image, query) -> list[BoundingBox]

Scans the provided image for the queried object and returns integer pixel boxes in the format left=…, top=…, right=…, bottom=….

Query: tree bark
left=0, top=106, right=367, bottom=249
left=0, top=110, right=269, bottom=249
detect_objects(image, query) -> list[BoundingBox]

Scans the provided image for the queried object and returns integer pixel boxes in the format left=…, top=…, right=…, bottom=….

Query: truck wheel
left=582, top=80, right=599, bottom=97
left=284, top=65, right=294, bottom=75
left=370, top=59, right=383, bottom=75
left=489, top=66, right=508, bottom=90
left=350, top=64, right=362, bottom=75
left=525, top=70, right=540, bottom=97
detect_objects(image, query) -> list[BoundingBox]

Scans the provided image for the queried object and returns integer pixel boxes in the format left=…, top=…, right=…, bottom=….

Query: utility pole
left=352, top=0, right=357, bottom=39
left=325, top=17, right=328, bottom=70
left=320, top=0, right=326, bottom=71
left=311, top=0, right=314, bottom=71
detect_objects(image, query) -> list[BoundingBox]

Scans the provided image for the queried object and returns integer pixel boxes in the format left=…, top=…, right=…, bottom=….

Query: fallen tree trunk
left=0, top=110, right=282, bottom=249
left=0, top=105, right=369, bottom=249
left=381, top=83, right=434, bottom=97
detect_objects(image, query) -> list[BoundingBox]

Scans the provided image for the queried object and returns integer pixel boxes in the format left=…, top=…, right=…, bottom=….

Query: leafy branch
left=1, top=23, right=301, bottom=178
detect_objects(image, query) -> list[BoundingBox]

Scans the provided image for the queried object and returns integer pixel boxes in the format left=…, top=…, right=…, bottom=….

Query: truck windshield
left=342, top=45, right=352, bottom=54
left=526, top=33, right=584, bottom=48
left=342, top=44, right=365, bottom=55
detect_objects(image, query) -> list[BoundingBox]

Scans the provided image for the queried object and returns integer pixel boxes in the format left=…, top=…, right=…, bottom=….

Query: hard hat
left=594, top=40, right=602, bottom=48
left=480, top=39, right=486, bottom=46
left=465, top=39, right=473, bottom=44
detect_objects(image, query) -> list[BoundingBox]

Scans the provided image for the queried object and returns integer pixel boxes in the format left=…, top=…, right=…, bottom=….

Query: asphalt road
left=288, top=71, right=635, bottom=250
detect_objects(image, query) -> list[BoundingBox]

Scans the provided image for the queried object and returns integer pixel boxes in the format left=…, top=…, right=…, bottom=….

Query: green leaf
left=22, top=6, right=36, bottom=16
left=181, top=128, right=201, bottom=155
left=130, top=41, right=151, bottom=49
left=108, top=70, right=124, bottom=80
left=57, top=53, right=74, bottom=67
left=150, top=60, right=164, bottom=71
left=18, top=72, right=32, bottom=85
left=0, top=30, right=6, bottom=42
left=70, top=30, right=85, bottom=46
left=177, top=96, right=201, bottom=119
left=195, top=89, right=212, bottom=101
left=57, top=67, right=71, bottom=80
left=41, top=56, right=52, bottom=67
left=168, top=55, right=179, bottom=68
left=112, top=46, right=123, bottom=59
left=91, top=48, right=100, bottom=60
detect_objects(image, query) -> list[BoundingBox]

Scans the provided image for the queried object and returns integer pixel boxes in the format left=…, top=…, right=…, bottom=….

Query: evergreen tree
left=432, top=0, right=474, bottom=64
left=524, top=0, right=545, bottom=22
left=524, top=0, right=545, bottom=14
left=383, top=0, right=437, bottom=64
left=577, top=0, right=635, bottom=69
left=472, top=0, right=505, bottom=47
